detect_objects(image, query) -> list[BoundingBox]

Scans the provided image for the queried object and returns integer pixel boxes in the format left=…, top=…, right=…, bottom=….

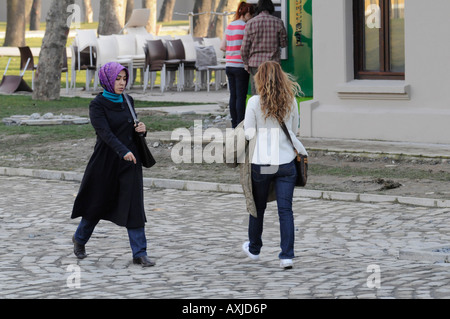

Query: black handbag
left=280, top=121, right=308, bottom=187
left=124, top=94, right=156, bottom=168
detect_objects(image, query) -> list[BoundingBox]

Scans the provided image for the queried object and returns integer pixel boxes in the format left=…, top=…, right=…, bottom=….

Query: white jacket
left=244, top=95, right=308, bottom=165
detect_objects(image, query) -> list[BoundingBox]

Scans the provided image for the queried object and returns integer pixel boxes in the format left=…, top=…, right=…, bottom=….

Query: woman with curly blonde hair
left=242, top=61, right=307, bottom=269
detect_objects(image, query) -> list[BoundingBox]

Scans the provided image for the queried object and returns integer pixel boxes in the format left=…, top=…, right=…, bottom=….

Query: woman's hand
left=135, top=122, right=146, bottom=134
left=124, top=151, right=137, bottom=164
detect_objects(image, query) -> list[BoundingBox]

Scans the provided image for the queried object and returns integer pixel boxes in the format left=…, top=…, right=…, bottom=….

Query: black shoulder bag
left=124, top=94, right=156, bottom=168
left=279, top=121, right=308, bottom=187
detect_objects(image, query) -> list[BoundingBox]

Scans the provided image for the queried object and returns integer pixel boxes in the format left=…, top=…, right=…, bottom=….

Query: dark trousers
left=226, top=66, right=250, bottom=128
left=249, top=160, right=297, bottom=259
left=74, top=218, right=147, bottom=258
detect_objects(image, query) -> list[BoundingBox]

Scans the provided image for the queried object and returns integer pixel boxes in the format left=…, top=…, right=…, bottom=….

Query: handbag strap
left=124, top=93, right=147, bottom=138
left=279, top=121, right=300, bottom=157
left=123, top=93, right=138, bottom=124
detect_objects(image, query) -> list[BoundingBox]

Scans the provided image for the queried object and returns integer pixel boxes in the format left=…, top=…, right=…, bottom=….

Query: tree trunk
left=206, top=0, right=216, bottom=36
left=207, top=0, right=239, bottom=38
left=4, top=0, right=26, bottom=47
left=158, top=0, right=176, bottom=22
left=29, top=0, right=42, bottom=31
left=32, top=0, right=74, bottom=101
left=126, top=0, right=135, bottom=23
left=142, top=0, right=157, bottom=34
left=82, top=0, right=93, bottom=23
left=24, top=0, right=33, bottom=26
left=98, top=0, right=126, bottom=35
left=193, top=0, right=212, bottom=37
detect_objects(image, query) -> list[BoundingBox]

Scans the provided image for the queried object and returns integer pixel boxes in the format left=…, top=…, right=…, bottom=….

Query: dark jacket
left=71, top=94, right=146, bottom=228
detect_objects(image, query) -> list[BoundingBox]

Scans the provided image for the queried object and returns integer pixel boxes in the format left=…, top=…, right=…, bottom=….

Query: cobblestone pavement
left=0, top=175, right=449, bottom=300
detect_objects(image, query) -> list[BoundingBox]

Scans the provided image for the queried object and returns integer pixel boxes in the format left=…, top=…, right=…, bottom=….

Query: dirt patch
left=2, top=118, right=450, bottom=200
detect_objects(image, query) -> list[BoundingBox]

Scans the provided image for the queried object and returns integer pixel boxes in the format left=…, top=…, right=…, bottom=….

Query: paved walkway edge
left=2, top=166, right=450, bottom=209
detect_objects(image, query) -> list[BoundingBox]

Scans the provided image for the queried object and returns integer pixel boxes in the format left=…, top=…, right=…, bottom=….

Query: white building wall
left=301, top=0, right=450, bottom=144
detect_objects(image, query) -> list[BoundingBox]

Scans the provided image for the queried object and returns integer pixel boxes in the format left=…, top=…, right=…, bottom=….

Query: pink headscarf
left=98, top=62, right=129, bottom=93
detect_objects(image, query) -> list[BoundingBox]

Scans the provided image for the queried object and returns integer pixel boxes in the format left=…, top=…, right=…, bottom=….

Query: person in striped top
left=220, top=1, right=255, bottom=128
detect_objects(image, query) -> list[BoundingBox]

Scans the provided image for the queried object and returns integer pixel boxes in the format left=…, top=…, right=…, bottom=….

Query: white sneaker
left=280, top=259, right=293, bottom=269
left=242, top=241, right=260, bottom=261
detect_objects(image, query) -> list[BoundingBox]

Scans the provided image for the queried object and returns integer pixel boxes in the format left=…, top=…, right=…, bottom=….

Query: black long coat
left=71, top=94, right=146, bottom=229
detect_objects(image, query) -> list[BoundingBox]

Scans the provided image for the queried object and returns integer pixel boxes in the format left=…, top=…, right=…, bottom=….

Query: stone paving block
left=0, top=175, right=449, bottom=300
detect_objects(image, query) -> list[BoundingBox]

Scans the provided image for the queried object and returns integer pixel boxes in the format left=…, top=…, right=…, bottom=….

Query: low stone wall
left=2, top=113, right=89, bottom=126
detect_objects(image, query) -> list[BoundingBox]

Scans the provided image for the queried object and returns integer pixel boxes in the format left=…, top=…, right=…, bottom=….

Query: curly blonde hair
left=254, top=61, right=303, bottom=123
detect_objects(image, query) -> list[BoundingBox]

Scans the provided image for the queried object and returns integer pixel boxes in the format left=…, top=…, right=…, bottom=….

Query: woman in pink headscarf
left=71, top=62, right=155, bottom=267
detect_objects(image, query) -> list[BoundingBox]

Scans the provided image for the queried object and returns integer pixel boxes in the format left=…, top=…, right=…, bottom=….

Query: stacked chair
left=70, top=29, right=97, bottom=91
left=203, top=37, right=227, bottom=92
left=67, top=9, right=228, bottom=93
left=92, top=35, right=134, bottom=91
left=142, top=39, right=169, bottom=93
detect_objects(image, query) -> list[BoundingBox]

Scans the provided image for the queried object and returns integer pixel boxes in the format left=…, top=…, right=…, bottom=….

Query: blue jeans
left=249, top=160, right=297, bottom=259
left=226, top=66, right=249, bottom=128
left=74, top=218, right=147, bottom=258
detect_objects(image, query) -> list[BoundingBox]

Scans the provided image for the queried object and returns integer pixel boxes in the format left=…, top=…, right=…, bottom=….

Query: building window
left=353, top=0, right=405, bottom=80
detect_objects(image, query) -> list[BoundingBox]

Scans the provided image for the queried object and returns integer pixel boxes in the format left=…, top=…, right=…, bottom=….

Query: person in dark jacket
left=71, top=62, right=155, bottom=267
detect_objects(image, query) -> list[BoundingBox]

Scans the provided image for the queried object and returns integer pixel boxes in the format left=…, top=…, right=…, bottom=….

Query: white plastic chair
left=154, top=35, right=173, bottom=44
left=203, top=37, right=226, bottom=63
left=120, top=9, right=150, bottom=35
left=135, top=34, right=155, bottom=87
left=114, top=34, right=146, bottom=87
left=135, top=33, right=155, bottom=56
left=71, top=29, right=98, bottom=90
left=202, top=37, right=227, bottom=92
left=126, top=27, right=149, bottom=35
left=175, top=35, right=198, bottom=89
left=93, top=35, right=133, bottom=91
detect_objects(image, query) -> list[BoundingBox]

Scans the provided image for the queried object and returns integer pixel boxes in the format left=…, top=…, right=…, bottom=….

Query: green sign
left=282, top=0, right=313, bottom=97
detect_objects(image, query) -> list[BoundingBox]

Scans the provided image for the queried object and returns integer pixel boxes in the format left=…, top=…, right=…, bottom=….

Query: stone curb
left=2, top=166, right=450, bottom=209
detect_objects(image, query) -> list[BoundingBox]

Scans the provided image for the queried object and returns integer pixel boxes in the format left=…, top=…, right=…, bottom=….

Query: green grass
left=0, top=94, right=203, bottom=145
left=0, top=94, right=199, bottom=116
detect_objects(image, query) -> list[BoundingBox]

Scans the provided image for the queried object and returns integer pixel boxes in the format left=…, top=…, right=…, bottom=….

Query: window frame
left=353, top=0, right=405, bottom=80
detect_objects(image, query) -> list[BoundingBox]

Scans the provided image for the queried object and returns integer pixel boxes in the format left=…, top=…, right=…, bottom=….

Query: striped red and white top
left=224, top=20, right=247, bottom=68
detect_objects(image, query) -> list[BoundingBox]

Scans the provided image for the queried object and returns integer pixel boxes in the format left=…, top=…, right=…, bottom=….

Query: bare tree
left=158, top=0, right=176, bottom=22
left=82, top=0, right=93, bottom=23
left=142, top=0, right=157, bottom=34
left=98, top=0, right=126, bottom=35
left=29, top=0, right=42, bottom=31
left=193, top=0, right=212, bottom=37
left=3, top=0, right=26, bottom=47
left=33, top=0, right=74, bottom=100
